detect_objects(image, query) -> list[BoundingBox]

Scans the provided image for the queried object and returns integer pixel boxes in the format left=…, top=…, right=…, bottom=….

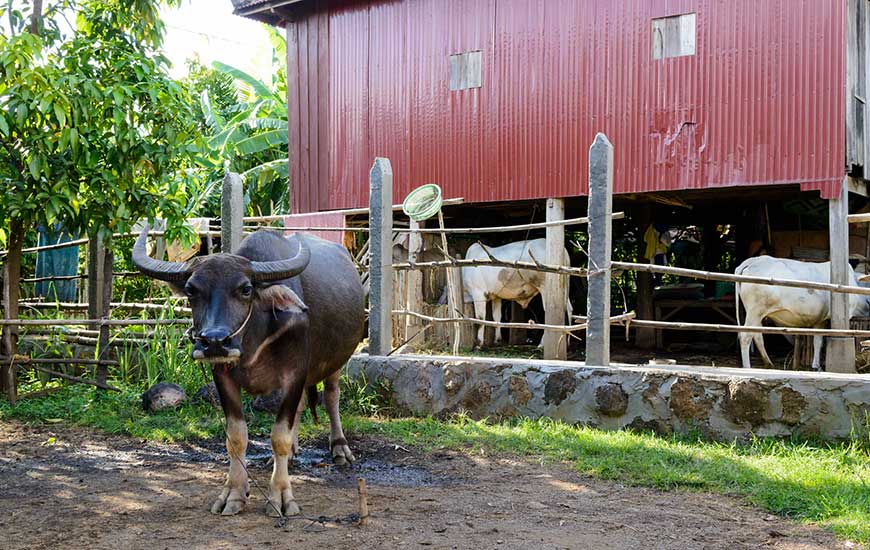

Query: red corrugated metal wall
left=287, top=0, right=847, bottom=214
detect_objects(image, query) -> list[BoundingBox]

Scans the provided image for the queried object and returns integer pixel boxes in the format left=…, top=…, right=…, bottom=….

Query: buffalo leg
left=211, top=371, right=249, bottom=516
left=288, top=391, right=307, bottom=457
left=267, top=380, right=305, bottom=517
left=324, top=369, right=355, bottom=465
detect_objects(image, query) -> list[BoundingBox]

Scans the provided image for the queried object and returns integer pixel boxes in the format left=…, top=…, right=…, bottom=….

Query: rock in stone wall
left=346, top=354, right=870, bottom=441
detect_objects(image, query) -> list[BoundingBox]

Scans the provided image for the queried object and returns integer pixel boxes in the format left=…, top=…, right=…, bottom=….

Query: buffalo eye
left=239, top=283, right=253, bottom=299
left=184, top=285, right=198, bottom=299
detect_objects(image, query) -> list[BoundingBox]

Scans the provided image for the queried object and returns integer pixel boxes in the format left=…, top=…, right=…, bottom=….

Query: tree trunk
left=2, top=219, right=25, bottom=403
left=29, top=0, right=43, bottom=35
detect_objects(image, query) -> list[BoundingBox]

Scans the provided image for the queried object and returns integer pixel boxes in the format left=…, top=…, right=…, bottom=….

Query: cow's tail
left=307, top=385, right=319, bottom=424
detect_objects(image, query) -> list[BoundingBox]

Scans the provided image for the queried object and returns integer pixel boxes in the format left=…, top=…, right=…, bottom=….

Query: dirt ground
left=0, top=421, right=853, bottom=550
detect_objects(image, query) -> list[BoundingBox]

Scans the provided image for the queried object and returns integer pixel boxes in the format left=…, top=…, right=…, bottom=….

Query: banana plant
left=195, top=51, right=291, bottom=217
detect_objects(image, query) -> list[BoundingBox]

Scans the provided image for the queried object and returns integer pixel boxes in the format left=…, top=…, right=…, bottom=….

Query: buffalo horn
left=250, top=240, right=311, bottom=282
left=132, top=225, right=190, bottom=282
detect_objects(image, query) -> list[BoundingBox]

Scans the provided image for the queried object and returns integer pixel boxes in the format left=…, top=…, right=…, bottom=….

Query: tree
left=0, top=0, right=196, bottom=387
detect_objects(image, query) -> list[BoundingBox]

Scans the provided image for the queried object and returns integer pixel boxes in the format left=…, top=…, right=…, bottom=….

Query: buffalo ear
left=258, top=284, right=308, bottom=315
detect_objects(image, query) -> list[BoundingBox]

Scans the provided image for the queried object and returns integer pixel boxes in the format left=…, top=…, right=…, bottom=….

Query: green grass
left=2, top=384, right=869, bottom=545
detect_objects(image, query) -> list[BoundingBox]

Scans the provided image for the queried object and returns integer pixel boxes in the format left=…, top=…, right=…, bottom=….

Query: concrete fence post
left=369, top=158, right=394, bottom=356
left=585, top=133, right=614, bottom=366
left=221, top=171, right=244, bottom=253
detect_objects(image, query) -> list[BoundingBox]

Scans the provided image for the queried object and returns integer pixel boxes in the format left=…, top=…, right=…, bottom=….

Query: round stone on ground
left=141, top=382, right=186, bottom=412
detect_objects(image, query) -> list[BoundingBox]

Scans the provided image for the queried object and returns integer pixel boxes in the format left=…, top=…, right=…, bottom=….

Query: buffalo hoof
left=331, top=437, right=355, bottom=466
left=211, top=484, right=249, bottom=516
left=266, top=489, right=300, bottom=517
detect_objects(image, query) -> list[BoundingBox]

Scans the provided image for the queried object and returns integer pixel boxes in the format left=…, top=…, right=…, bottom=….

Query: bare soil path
left=0, top=421, right=850, bottom=550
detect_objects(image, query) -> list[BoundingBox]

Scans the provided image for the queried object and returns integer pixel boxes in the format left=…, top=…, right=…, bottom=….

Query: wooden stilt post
left=634, top=204, right=656, bottom=349
left=585, top=133, right=614, bottom=366
left=369, top=158, right=394, bottom=356
left=827, top=176, right=857, bottom=373
left=543, top=198, right=568, bottom=360
left=508, top=301, right=527, bottom=345
left=221, top=172, right=244, bottom=253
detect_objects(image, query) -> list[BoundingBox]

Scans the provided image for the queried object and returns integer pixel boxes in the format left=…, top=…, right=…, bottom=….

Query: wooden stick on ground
left=357, top=477, right=369, bottom=526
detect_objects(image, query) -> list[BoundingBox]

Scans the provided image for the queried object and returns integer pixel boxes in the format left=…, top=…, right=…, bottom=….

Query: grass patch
left=2, top=384, right=869, bottom=544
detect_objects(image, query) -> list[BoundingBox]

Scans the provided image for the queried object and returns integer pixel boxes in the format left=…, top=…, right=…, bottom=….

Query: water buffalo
left=133, top=228, right=365, bottom=517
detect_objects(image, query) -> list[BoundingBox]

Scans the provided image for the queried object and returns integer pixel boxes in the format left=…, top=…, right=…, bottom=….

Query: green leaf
left=212, top=61, right=279, bottom=103
left=53, top=103, right=66, bottom=127
left=28, top=156, right=41, bottom=180
left=0, top=113, right=8, bottom=136
left=233, top=130, right=288, bottom=155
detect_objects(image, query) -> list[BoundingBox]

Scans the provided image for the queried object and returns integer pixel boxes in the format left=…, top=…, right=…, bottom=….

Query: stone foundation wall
left=347, top=354, right=870, bottom=441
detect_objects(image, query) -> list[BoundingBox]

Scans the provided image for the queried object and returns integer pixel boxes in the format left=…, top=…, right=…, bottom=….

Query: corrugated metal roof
left=287, top=0, right=846, bottom=214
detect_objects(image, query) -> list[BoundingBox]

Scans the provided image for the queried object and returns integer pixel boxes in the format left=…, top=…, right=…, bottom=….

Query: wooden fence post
left=87, top=233, right=113, bottom=385
left=221, top=171, right=244, bottom=253
left=369, top=158, right=393, bottom=356
left=585, top=133, right=614, bottom=366
left=543, top=198, right=568, bottom=359
left=828, top=176, right=857, bottom=373
left=404, top=219, right=425, bottom=350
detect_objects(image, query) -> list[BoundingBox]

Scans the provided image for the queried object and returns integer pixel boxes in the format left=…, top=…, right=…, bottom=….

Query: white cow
left=461, top=238, right=572, bottom=346
left=735, top=256, right=870, bottom=370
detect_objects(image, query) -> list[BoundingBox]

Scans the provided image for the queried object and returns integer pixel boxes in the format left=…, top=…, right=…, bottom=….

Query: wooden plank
left=298, top=19, right=311, bottom=213
left=317, top=9, right=330, bottom=211
left=543, top=198, right=567, bottom=359
left=848, top=0, right=861, bottom=168
left=286, top=22, right=302, bottom=213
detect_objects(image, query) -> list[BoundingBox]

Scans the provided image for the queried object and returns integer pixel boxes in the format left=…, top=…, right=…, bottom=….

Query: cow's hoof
left=266, top=490, right=300, bottom=517
left=331, top=438, right=355, bottom=466
left=211, top=485, right=248, bottom=516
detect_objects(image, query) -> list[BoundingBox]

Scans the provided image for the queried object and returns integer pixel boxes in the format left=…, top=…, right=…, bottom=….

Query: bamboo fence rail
left=612, top=261, right=870, bottom=297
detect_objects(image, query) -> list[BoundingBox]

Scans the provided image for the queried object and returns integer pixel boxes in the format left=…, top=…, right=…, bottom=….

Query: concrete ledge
left=347, top=354, right=870, bottom=441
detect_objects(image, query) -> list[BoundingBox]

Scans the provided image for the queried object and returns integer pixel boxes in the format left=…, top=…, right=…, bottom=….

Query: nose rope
left=227, top=301, right=255, bottom=340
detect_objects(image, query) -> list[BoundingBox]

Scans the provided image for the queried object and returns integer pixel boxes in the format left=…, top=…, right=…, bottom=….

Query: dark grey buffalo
left=133, top=228, right=364, bottom=517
